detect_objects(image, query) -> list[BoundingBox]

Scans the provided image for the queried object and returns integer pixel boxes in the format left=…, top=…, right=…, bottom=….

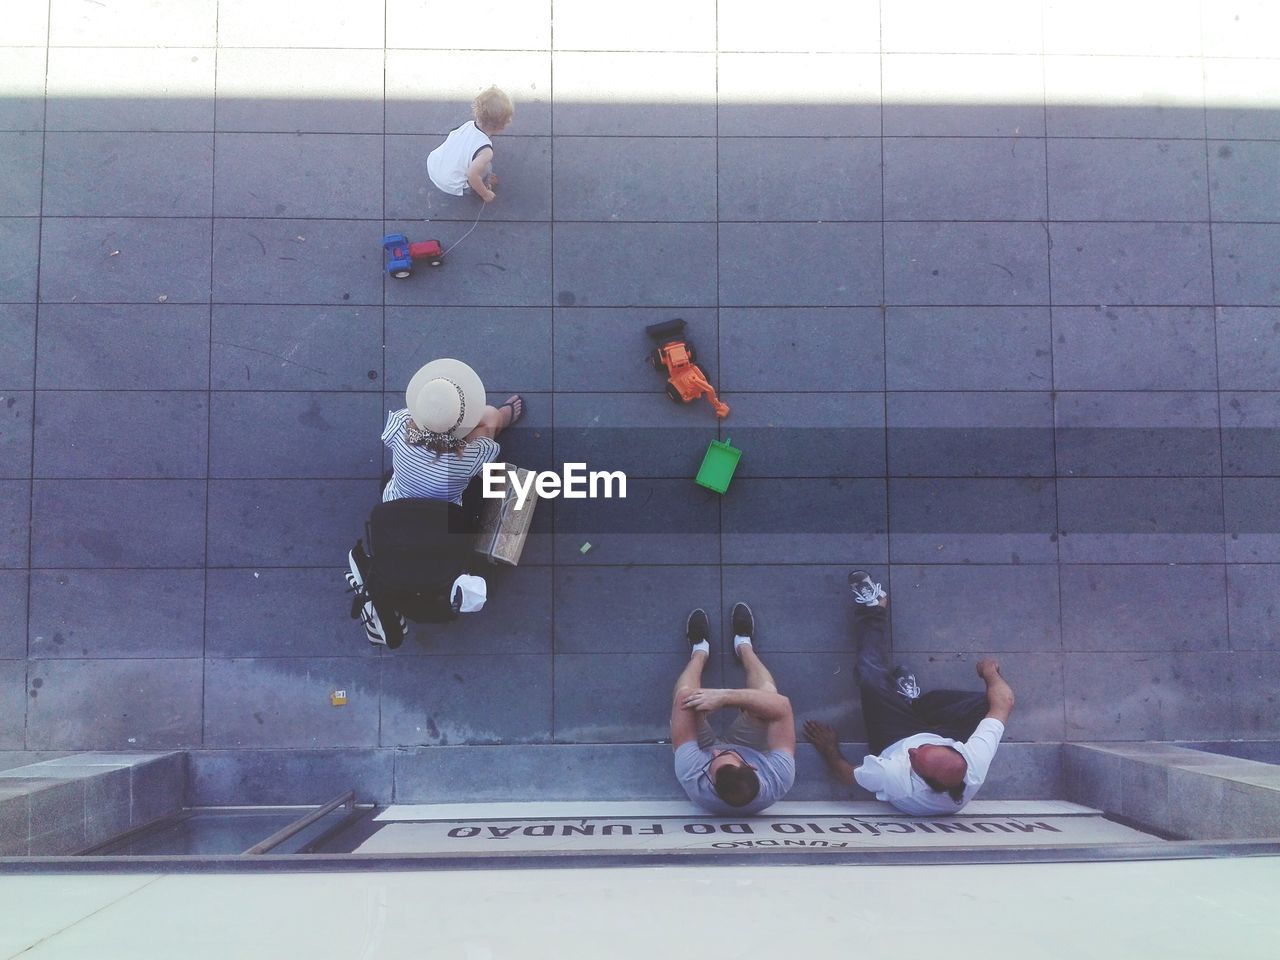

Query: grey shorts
left=696, top=710, right=768, bottom=752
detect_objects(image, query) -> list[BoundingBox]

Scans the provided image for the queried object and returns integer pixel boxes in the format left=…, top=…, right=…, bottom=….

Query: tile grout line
left=380, top=0, right=389, bottom=755
left=715, top=0, right=725, bottom=679
left=878, top=1, right=893, bottom=632
left=548, top=0, right=556, bottom=744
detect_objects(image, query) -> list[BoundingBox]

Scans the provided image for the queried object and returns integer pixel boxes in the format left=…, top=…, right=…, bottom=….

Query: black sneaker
left=848, top=570, right=887, bottom=608
left=892, top=666, right=921, bottom=702
left=731, top=602, right=755, bottom=640
left=686, top=608, right=710, bottom=646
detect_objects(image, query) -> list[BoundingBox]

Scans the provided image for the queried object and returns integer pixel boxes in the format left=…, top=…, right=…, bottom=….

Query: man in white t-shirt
left=805, top=571, right=1016, bottom=815
left=671, top=604, right=796, bottom=815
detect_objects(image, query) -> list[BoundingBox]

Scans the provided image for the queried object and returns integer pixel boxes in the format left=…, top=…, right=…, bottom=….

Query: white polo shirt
left=853, top=717, right=1006, bottom=815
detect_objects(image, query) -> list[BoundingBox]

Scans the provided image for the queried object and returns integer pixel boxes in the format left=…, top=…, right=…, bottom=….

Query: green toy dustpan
left=695, top=437, right=742, bottom=494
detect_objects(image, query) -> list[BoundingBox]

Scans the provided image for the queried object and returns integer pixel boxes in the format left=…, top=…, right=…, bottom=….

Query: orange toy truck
left=646, top=318, right=729, bottom=419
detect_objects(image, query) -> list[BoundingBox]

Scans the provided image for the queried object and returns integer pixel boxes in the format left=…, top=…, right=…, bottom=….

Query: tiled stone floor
left=1, top=2, right=1278, bottom=794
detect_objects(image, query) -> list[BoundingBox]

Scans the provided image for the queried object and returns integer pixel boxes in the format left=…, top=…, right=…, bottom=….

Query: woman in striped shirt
left=382, top=358, right=524, bottom=506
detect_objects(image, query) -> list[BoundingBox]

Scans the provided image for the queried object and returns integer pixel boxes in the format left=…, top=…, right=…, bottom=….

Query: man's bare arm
left=682, top=689, right=795, bottom=753
left=977, top=659, right=1015, bottom=724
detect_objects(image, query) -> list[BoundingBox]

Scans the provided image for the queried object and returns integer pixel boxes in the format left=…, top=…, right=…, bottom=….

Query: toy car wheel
left=665, top=383, right=683, bottom=403
left=650, top=349, right=665, bottom=368
left=686, top=345, right=697, bottom=364
left=429, top=259, right=443, bottom=267
left=392, top=269, right=412, bottom=279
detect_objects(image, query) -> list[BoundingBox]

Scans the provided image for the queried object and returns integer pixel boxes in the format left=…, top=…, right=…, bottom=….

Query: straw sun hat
left=405, top=359, right=486, bottom=438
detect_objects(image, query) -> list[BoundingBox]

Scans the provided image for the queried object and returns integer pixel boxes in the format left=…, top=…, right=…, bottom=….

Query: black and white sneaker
left=892, top=666, right=921, bottom=702
left=848, top=570, right=887, bottom=607
left=346, top=542, right=406, bottom=648
left=346, top=542, right=370, bottom=593
left=686, top=608, right=710, bottom=646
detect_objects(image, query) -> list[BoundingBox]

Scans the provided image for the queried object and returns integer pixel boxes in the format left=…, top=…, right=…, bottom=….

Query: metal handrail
left=243, top=791, right=356, bottom=855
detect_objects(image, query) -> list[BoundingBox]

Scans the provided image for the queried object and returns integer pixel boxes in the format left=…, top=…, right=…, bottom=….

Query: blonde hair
left=473, top=86, right=514, bottom=133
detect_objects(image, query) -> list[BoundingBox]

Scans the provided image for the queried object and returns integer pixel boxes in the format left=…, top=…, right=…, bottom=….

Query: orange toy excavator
left=646, top=319, right=729, bottom=419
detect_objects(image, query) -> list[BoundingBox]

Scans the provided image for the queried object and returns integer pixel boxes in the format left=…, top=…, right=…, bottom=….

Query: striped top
left=381, top=408, right=500, bottom=505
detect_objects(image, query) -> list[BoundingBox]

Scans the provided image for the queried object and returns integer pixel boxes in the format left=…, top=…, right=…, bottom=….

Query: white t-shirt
left=852, top=717, right=1006, bottom=815
left=426, top=120, right=493, bottom=196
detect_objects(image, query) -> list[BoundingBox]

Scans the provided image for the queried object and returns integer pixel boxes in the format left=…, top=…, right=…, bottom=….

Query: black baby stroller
left=346, top=497, right=481, bottom=648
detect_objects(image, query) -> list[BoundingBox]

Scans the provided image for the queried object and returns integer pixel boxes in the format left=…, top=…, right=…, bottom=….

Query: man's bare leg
left=674, top=648, right=708, bottom=696
left=738, top=644, right=777, bottom=693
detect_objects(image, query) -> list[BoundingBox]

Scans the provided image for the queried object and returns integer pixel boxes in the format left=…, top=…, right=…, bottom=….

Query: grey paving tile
left=0, top=47, right=44, bottom=131
left=553, top=566, right=721, bottom=653
left=214, top=133, right=381, bottom=219
left=1045, top=56, right=1205, bottom=139
left=718, top=138, right=881, bottom=222
left=396, top=565, right=552, bottom=656
left=188, top=748, right=394, bottom=805
left=25, top=658, right=203, bottom=750
left=204, top=657, right=379, bottom=749
left=884, top=138, right=1046, bottom=221
left=553, top=307, right=718, bottom=393
left=553, top=53, right=716, bottom=136
left=554, top=0, right=706, bottom=51
left=0, top=304, right=34, bottom=389
left=721, top=564, right=878, bottom=653
left=720, top=307, right=882, bottom=393
left=1054, top=392, right=1222, bottom=478
left=85, top=768, right=132, bottom=847
left=31, top=479, right=206, bottom=568
left=727, top=393, right=886, bottom=478
left=385, top=221, right=551, bottom=308
left=46, top=48, right=215, bottom=132
left=1231, top=653, right=1280, bottom=738
left=766, top=652, right=864, bottom=741
left=216, top=48, right=385, bottom=134
left=43, top=133, right=213, bottom=218
left=27, top=778, right=86, bottom=854
left=0, top=390, right=30, bottom=479
left=0, top=571, right=26, bottom=658
left=381, top=655, right=552, bottom=746
left=888, top=478, right=1058, bottom=564
left=1208, top=141, right=1280, bottom=223
left=722, top=479, right=888, bottom=565
left=554, top=223, right=715, bottom=308
left=214, top=219, right=381, bottom=306
left=721, top=222, right=882, bottom=306
left=1223, top=393, right=1280, bottom=477
left=554, top=137, right=716, bottom=222
left=386, top=0, right=550, bottom=50
left=206, top=568, right=375, bottom=659
left=982, top=742, right=1065, bottom=799
left=28, top=569, right=205, bottom=659
left=552, top=391, right=718, bottom=479
left=1049, top=223, right=1213, bottom=306
left=1202, top=2, right=1280, bottom=58
left=901, top=652, right=1065, bottom=743
left=0, top=481, right=29, bottom=569
left=1213, top=225, right=1280, bottom=306
left=1043, top=0, right=1199, bottom=56
left=217, top=0, right=384, bottom=47
left=385, top=50, right=551, bottom=136
left=40, top=218, right=211, bottom=304
left=0, top=660, right=23, bottom=749
left=882, top=0, right=1038, bottom=53
left=212, top=305, right=382, bottom=391
left=386, top=134, right=552, bottom=222
left=553, top=652, right=722, bottom=743
left=0, top=132, right=41, bottom=216
left=553, top=478, right=720, bottom=566
left=1227, top=565, right=1280, bottom=652
left=34, top=391, right=207, bottom=479
left=1052, top=306, right=1218, bottom=391
left=207, top=479, right=379, bottom=567
left=50, top=0, right=217, bottom=45
left=1057, top=478, right=1225, bottom=564
left=209, top=392, right=381, bottom=479
left=3, top=0, right=49, bottom=45
left=1061, top=565, right=1229, bottom=653
left=0, top=784, right=29, bottom=856
left=1065, top=652, right=1233, bottom=741
left=885, top=307, right=1052, bottom=391
left=385, top=307, right=552, bottom=393
left=888, top=564, right=1061, bottom=654
left=882, top=54, right=1045, bottom=137
left=717, top=53, right=881, bottom=137
left=1048, top=139, right=1209, bottom=222
left=887, top=392, right=1055, bottom=477
left=1204, top=60, right=1280, bottom=140
left=36, top=304, right=209, bottom=390
left=1225, top=478, right=1280, bottom=563
left=884, top=223, right=1049, bottom=305
left=1217, top=308, right=1280, bottom=390
left=478, top=390, right=555, bottom=479
left=0, top=218, right=38, bottom=302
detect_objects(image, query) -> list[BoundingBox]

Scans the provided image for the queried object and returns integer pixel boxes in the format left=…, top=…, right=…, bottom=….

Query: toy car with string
left=645, top=318, right=729, bottom=419
left=382, top=233, right=444, bottom=278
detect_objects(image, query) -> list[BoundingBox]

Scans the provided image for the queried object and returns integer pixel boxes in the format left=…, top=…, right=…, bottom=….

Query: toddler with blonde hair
left=426, top=86, right=513, bottom=203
